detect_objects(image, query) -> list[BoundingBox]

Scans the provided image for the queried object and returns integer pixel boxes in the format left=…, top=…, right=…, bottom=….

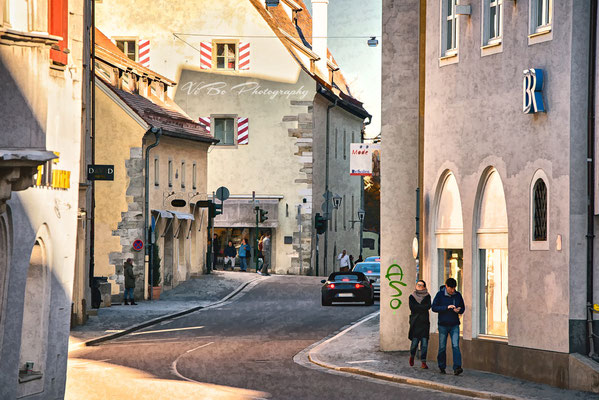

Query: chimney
left=311, top=0, right=328, bottom=79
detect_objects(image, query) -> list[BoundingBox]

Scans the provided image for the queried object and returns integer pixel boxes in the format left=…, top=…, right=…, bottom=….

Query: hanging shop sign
left=350, top=143, right=380, bottom=176
left=34, top=152, right=71, bottom=189
left=87, top=165, right=115, bottom=181
left=523, top=68, right=545, bottom=114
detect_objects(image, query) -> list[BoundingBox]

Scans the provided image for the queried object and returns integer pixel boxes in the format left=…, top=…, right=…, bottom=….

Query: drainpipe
left=587, top=0, right=598, bottom=358
left=89, top=0, right=96, bottom=289
left=145, top=127, right=162, bottom=300
left=324, top=99, right=337, bottom=276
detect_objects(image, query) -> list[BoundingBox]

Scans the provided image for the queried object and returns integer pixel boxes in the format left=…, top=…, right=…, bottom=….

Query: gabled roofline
left=280, top=29, right=320, bottom=60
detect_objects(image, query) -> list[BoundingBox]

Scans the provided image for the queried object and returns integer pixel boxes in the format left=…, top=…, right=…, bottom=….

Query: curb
left=84, top=276, right=264, bottom=346
left=304, top=312, right=526, bottom=400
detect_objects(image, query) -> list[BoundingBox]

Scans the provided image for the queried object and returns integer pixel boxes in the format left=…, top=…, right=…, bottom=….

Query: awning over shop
left=152, top=209, right=174, bottom=218
left=170, top=210, right=194, bottom=220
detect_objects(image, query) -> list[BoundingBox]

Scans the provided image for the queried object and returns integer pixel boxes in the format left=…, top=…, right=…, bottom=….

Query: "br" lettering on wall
left=523, top=68, right=546, bottom=114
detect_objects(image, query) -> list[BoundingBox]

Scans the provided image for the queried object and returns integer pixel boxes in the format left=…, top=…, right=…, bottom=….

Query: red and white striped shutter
left=237, top=118, right=249, bottom=144
left=138, top=39, right=150, bottom=68
left=200, top=41, right=213, bottom=69
left=198, top=117, right=211, bottom=133
left=238, top=42, right=250, bottom=70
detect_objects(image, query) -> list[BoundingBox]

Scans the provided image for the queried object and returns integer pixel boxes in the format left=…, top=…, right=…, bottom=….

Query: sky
left=305, top=0, right=382, bottom=139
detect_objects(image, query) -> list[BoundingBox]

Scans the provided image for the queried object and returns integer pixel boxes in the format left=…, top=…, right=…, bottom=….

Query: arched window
left=532, top=179, right=547, bottom=241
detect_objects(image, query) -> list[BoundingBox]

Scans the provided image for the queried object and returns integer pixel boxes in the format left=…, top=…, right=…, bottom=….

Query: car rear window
left=329, top=272, right=366, bottom=281
left=353, top=263, right=380, bottom=273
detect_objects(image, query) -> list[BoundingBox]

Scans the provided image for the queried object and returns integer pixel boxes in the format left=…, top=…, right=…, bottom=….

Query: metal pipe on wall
left=587, top=0, right=598, bottom=358
left=324, top=99, right=337, bottom=276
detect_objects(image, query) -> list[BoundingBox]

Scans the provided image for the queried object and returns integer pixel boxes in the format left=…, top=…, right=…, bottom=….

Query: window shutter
left=200, top=42, right=212, bottom=69
left=239, top=42, right=250, bottom=70
left=198, top=117, right=211, bottom=133
left=237, top=118, right=249, bottom=144
left=49, top=0, right=68, bottom=65
left=138, top=39, right=150, bottom=67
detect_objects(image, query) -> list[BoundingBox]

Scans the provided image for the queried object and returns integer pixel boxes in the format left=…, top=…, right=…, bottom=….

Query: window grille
left=533, top=179, right=547, bottom=241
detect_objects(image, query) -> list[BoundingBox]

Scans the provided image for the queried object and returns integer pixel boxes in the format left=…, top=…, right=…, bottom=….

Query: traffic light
left=210, top=202, right=223, bottom=218
left=259, top=209, right=268, bottom=223
left=315, top=213, right=327, bottom=234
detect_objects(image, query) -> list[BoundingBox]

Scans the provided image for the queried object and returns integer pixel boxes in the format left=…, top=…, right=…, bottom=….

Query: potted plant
left=151, top=243, right=162, bottom=300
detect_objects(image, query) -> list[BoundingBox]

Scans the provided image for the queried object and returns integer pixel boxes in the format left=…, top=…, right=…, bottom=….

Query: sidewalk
left=307, top=313, right=599, bottom=400
left=70, top=271, right=261, bottom=345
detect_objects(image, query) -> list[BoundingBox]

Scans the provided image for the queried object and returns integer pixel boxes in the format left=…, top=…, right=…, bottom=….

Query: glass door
left=480, top=249, right=508, bottom=337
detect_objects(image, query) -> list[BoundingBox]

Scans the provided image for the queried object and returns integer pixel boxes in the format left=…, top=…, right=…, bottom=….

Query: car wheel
left=365, top=294, right=374, bottom=306
left=321, top=294, right=332, bottom=306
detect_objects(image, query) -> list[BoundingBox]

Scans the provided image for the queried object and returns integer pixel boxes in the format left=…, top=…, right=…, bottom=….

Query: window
left=441, top=0, right=458, bottom=57
left=192, top=163, right=197, bottom=190
left=215, top=43, right=237, bottom=70
left=483, top=0, right=503, bottom=46
left=168, top=160, right=172, bottom=187
left=180, top=161, right=185, bottom=189
left=214, top=118, right=235, bottom=145
left=531, top=0, right=551, bottom=33
left=343, top=130, right=347, bottom=160
left=154, top=158, right=159, bottom=186
left=335, top=128, right=338, bottom=159
left=532, top=179, right=547, bottom=241
left=480, top=249, right=508, bottom=337
left=116, top=39, right=137, bottom=61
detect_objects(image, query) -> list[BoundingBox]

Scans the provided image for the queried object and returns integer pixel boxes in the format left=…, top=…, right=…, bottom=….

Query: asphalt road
left=68, top=275, right=468, bottom=399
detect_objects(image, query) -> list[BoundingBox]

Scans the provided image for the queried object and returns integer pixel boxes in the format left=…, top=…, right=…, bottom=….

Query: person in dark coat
left=432, top=277, right=465, bottom=375
left=123, top=258, right=137, bottom=305
left=408, top=279, right=431, bottom=369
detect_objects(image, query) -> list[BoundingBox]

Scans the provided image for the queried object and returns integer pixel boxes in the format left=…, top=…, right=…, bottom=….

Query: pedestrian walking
left=349, top=254, right=355, bottom=270
left=259, top=231, right=271, bottom=276
left=356, top=255, right=364, bottom=263
left=239, top=238, right=251, bottom=272
left=337, top=249, right=350, bottom=271
left=224, top=240, right=236, bottom=270
left=212, top=233, right=220, bottom=271
left=257, top=234, right=264, bottom=271
left=432, top=277, right=465, bottom=375
left=123, top=258, right=137, bottom=305
left=409, top=280, right=431, bottom=369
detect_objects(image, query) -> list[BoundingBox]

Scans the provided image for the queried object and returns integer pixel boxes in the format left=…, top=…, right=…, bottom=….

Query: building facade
left=94, top=0, right=370, bottom=275
left=93, top=30, right=215, bottom=301
left=0, top=0, right=84, bottom=397
left=382, top=0, right=599, bottom=391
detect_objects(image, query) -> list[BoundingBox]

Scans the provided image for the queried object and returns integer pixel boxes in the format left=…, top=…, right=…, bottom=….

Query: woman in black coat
left=408, top=279, right=431, bottom=369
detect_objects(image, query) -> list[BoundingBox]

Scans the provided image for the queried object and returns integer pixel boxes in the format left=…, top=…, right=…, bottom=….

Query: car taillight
left=355, top=283, right=363, bottom=289
left=328, top=283, right=335, bottom=289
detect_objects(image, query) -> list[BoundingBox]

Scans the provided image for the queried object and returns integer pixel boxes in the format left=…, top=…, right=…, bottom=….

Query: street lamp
left=332, top=193, right=342, bottom=209
left=265, top=0, right=279, bottom=6
left=367, top=36, right=379, bottom=47
left=358, top=208, right=365, bottom=259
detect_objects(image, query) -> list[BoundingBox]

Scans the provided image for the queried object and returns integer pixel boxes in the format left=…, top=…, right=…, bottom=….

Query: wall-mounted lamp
left=332, top=193, right=342, bottom=209
left=357, top=208, right=365, bottom=222
left=368, top=36, right=379, bottom=47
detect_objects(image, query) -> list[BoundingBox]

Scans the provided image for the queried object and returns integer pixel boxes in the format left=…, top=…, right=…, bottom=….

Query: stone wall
left=286, top=100, right=313, bottom=275
left=109, top=147, right=145, bottom=300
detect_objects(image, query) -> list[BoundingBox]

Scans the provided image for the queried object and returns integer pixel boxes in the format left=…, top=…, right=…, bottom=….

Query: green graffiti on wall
left=385, top=263, right=407, bottom=310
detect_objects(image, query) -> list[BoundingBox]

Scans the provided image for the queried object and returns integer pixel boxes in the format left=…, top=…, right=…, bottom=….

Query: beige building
left=94, top=0, right=370, bottom=275
left=0, top=0, right=84, bottom=398
left=93, top=30, right=215, bottom=301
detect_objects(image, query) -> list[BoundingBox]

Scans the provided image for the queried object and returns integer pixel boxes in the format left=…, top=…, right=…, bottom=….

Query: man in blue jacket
left=432, top=278, right=465, bottom=375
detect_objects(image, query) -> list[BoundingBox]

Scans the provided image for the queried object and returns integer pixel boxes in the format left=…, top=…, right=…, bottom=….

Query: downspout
left=89, top=0, right=96, bottom=288
left=324, top=98, right=337, bottom=276
left=587, top=0, right=597, bottom=358
left=145, top=127, right=162, bottom=300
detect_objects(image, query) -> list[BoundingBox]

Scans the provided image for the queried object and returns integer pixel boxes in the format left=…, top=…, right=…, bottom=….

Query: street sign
left=216, top=186, right=230, bottom=201
left=87, top=164, right=114, bottom=181
left=132, top=239, right=144, bottom=251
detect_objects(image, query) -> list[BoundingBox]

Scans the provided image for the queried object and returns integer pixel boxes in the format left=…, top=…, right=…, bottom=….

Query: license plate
left=338, top=293, right=354, bottom=298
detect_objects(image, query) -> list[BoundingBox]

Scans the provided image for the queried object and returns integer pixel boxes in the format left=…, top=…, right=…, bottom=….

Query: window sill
left=0, top=28, right=61, bottom=45
left=530, top=240, right=549, bottom=251
left=481, top=40, right=503, bottom=57
left=439, top=51, right=458, bottom=67
left=476, top=334, right=508, bottom=343
left=528, top=26, right=553, bottom=45
left=18, top=371, right=43, bottom=383
left=481, top=39, right=501, bottom=49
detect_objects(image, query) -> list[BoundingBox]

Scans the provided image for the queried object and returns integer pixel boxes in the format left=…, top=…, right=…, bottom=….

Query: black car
left=321, top=271, right=375, bottom=306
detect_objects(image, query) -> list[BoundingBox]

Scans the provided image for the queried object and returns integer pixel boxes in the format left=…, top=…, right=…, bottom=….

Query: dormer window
left=116, top=39, right=137, bottom=61
left=216, top=43, right=237, bottom=70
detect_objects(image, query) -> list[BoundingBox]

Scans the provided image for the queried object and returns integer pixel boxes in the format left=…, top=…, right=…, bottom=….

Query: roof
left=248, top=0, right=370, bottom=119
left=94, top=29, right=216, bottom=143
